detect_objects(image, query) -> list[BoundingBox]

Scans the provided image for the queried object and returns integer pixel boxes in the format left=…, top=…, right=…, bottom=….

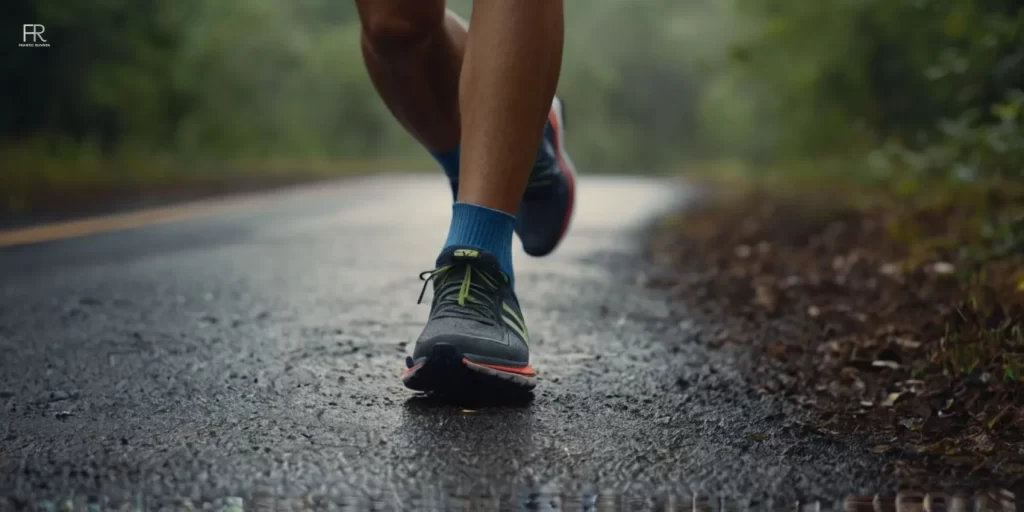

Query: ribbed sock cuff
left=443, top=202, right=516, bottom=281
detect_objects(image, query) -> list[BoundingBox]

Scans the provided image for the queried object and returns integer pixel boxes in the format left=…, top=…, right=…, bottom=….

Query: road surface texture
left=0, top=175, right=984, bottom=510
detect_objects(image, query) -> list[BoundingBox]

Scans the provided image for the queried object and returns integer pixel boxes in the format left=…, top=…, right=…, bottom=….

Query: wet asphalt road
left=0, top=175, right=899, bottom=510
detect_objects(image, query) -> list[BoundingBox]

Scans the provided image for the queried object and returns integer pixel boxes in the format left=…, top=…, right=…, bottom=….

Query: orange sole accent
left=547, top=104, right=576, bottom=237
left=402, top=363, right=423, bottom=378
left=462, top=358, right=537, bottom=377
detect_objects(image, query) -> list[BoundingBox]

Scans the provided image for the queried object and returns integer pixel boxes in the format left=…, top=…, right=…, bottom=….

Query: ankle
left=431, top=142, right=460, bottom=185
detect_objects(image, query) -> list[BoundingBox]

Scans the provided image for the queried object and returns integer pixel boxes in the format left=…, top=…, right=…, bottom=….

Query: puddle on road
left=16, top=487, right=1017, bottom=511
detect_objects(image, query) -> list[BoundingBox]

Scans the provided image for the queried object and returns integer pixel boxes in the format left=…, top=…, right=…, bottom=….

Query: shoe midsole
left=411, top=351, right=529, bottom=369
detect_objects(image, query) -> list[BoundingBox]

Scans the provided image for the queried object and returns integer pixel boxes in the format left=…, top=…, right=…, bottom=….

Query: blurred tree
left=721, top=0, right=1023, bottom=179
left=0, top=0, right=1019, bottom=181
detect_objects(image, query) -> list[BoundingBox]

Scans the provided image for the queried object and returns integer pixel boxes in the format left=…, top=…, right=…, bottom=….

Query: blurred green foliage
left=1, top=0, right=1021, bottom=188
left=721, top=0, right=1023, bottom=184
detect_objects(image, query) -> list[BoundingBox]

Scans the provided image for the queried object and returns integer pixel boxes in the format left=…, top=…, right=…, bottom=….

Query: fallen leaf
left=988, top=406, right=1013, bottom=430
left=840, top=366, right=860, bottom=382
left=881, top=392, right=904, bottom=407
left=747, top=433, right=770, bottom=442
left=895, top=338, right=922, bottom=349
left=917, top=439, right=959, bottom=455
left=819, top=340, right=843, bottom=354
left=880, top=263, right=901, bottom=276
left=898, top=380, right=926, bottom=394
left=872, top=444, right=894, bottom=453
left=832, top=255, right=847, bottom=271
left=754, top=285, right=776, bottom=310
left=766, top=340, right=788, bottom=358
left=968, top=433, right=995, bottom=454
left=872, top=360, right=900, bottom=370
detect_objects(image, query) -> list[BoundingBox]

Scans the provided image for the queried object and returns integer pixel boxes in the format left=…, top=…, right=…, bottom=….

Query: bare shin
left=456, top=0, right=565, bottom=214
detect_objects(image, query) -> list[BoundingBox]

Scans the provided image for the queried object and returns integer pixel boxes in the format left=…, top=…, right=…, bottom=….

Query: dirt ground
left=647, top=180, right=1024, bottom=486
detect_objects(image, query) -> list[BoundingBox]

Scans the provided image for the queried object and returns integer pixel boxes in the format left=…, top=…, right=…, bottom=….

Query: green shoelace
left=417, top=264, right=506, bottom=321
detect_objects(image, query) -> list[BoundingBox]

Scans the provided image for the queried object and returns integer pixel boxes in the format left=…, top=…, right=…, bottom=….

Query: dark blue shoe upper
left=516, top=119, right=574, bottom=256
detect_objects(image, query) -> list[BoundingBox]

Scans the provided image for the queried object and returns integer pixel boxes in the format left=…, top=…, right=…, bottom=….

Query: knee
left=360, top=5, right=443, bottom=58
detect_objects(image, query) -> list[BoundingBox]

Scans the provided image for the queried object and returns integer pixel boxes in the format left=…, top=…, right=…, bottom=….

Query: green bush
left=1, top=0, right=1020, bottom=181
left=718, top=0, right=1023, bottom=182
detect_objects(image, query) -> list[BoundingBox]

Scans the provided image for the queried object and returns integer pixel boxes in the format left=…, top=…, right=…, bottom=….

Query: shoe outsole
left=402, top=343, right=537, bottom=394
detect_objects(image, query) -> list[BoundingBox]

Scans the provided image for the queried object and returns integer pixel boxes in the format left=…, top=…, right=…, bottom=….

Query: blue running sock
left=431, top=122, right=553, bottom=198
left=443, top=202, right=516, bottom=282
left=430, top=143, right=461, bottom=186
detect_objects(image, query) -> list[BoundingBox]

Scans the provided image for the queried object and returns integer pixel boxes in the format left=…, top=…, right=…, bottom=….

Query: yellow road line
left=0, top=194, right=280, bottom=248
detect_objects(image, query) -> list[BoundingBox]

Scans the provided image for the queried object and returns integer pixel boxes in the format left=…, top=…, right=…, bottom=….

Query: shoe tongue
left=436, top=246, right=500, bottom=269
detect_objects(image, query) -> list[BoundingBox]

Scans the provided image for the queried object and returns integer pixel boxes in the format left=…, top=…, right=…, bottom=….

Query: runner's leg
left=401, top=0, right=566, bottom=393
left=456, top=0, right=564, bottom=216
left=356, top=0, right=465, bottom=183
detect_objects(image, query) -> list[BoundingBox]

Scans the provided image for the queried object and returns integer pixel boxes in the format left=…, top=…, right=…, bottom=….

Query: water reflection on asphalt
left=20, top=486, right=1017, bottom=511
